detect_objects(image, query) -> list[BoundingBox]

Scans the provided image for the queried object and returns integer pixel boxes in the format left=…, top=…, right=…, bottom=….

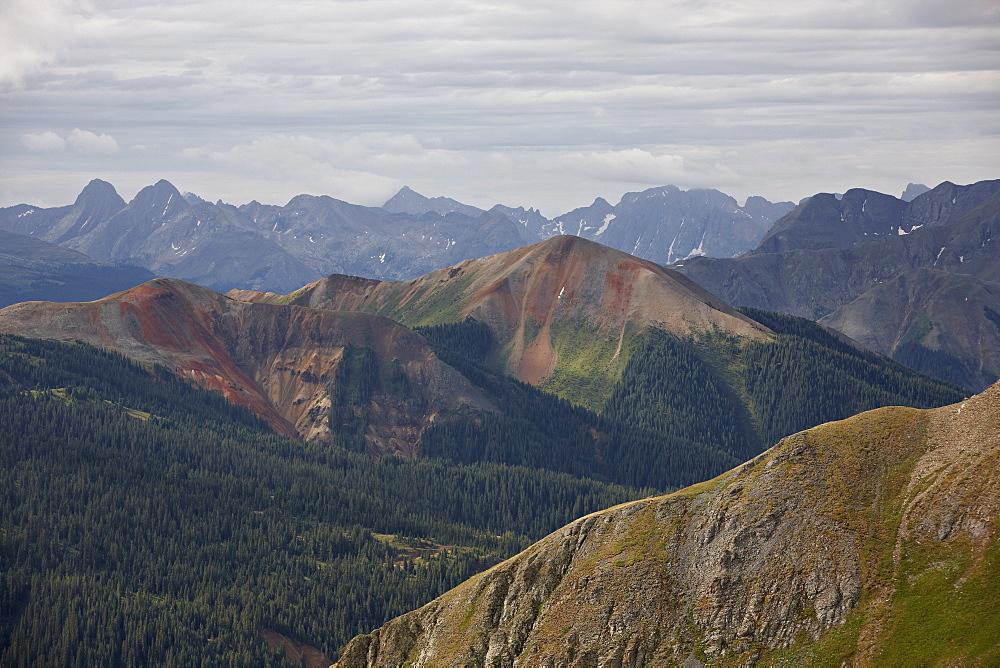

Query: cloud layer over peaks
left=1, top=0, right=997, bottom=213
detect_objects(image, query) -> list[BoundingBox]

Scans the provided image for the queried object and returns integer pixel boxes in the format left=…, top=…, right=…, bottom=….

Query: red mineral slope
left=0, top=278, right=491, bottom=451
left=232, top=236, right=770, bottom=405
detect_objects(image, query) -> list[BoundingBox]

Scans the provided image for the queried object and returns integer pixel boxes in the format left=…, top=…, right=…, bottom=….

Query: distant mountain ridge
left=382, top=185, right=484, bottom=218
left=676, top=179, right=1000, bottom=390
left=0, top=179, right=792, bottom=294
left=548, top=186, right=793, bottom=265
left=0, top=229, right=154, bottom=307
left=753, top=179, right=1000, bottom=255
left=5, top=176, right=993, bottom=392
left=0, top=179, right=316, bottom=293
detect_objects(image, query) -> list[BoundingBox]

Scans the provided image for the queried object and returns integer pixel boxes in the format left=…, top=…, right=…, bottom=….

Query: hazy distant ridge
left=0, top=179, right=792, bottom=294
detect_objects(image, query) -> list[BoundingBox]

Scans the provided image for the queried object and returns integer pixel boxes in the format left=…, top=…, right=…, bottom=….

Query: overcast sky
left=1, top=0, right=998, bottom=216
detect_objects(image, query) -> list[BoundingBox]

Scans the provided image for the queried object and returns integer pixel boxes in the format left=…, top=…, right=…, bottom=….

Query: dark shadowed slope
left=676, top=181, right=1000, bottom=390
left=0, top=229, right=153, bottom=307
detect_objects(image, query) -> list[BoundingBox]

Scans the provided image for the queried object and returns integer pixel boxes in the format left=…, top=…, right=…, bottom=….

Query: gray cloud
left=1, top=0, right=997, bottom=214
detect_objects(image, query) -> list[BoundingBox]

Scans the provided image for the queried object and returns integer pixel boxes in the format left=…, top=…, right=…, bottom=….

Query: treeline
left=737, top=308, right=966, bottom=446
left=604, top=308, right=967, bottom=463
left=603, top=329, right=758, bottom=461
left=0, top=335, right=649, bottom=665
left=414, top=320, right=739, bottom=490
left=412, top=315, right=964, bottom=491
left=892, top=342, right=975, bottom=391
left=0, top=307, right=967, bottom=665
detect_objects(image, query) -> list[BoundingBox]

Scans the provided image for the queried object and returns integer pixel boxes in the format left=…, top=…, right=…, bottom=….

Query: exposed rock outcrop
left=0, top=278, right=492, bottom=451
left=335, top=382, right=999, bottom=666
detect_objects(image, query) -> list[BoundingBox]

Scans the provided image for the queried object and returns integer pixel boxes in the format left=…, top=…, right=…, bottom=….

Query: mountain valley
left=0, top=176, right=996, bottom=666
left=0, top=334, right=650, bottom=664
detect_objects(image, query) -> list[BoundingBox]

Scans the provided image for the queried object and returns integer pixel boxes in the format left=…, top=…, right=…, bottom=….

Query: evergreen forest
left=417, top=313, right=965, bottom=481
left=0, top=306, right=967, bottom=665
left=0, top=335, right=648, bottom=665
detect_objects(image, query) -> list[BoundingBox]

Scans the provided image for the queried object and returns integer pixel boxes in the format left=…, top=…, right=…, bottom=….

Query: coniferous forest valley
left=1, top=178, right=998, bottom=666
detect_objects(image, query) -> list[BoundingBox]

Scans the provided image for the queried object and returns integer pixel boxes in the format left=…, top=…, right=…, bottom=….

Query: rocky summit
left=334, top=381, right=999, bottom=666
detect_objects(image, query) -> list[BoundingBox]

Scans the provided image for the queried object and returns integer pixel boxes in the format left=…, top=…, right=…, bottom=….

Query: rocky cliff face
left=335, top=382, right=999, bottom=666
left=0, top=278, right=492, bottom=451
left=544, top=186, right=794, bottom=265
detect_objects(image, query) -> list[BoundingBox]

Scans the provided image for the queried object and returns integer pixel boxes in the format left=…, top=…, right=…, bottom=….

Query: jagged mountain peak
left=75, top=178, right=125, bottom=206
left=556, top=184, right=792, bottom=265
left=0, top=177, right=797, bottom=295
left=623, top=183, right=681, bottom=201
left=128, top=179, right=188, bottom=213
left=901, top=182, right=931, bottom=201
left=148, top=178, right=182, bottom=195
left=383, top=185, right=483, bottom=218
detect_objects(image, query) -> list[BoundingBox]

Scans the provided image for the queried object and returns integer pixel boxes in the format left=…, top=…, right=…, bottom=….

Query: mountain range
left=675, top=179, right=1000, bottom=391
left=2, top=174, right=997, bottom=665
left=546, top=186, right=793, bottom=265
left=0, top=235, right=964, bottom=492
left=229, top=235, right=769, bottom=409
left=4, top=177, right=994, bottom=397
left=0, top=250, right=992, bottom=664
left=0, top=179, right=792, bottom=295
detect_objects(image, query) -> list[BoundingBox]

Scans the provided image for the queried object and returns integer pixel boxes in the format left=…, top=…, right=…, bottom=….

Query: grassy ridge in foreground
left=333, top=382, right=999, bottom=666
